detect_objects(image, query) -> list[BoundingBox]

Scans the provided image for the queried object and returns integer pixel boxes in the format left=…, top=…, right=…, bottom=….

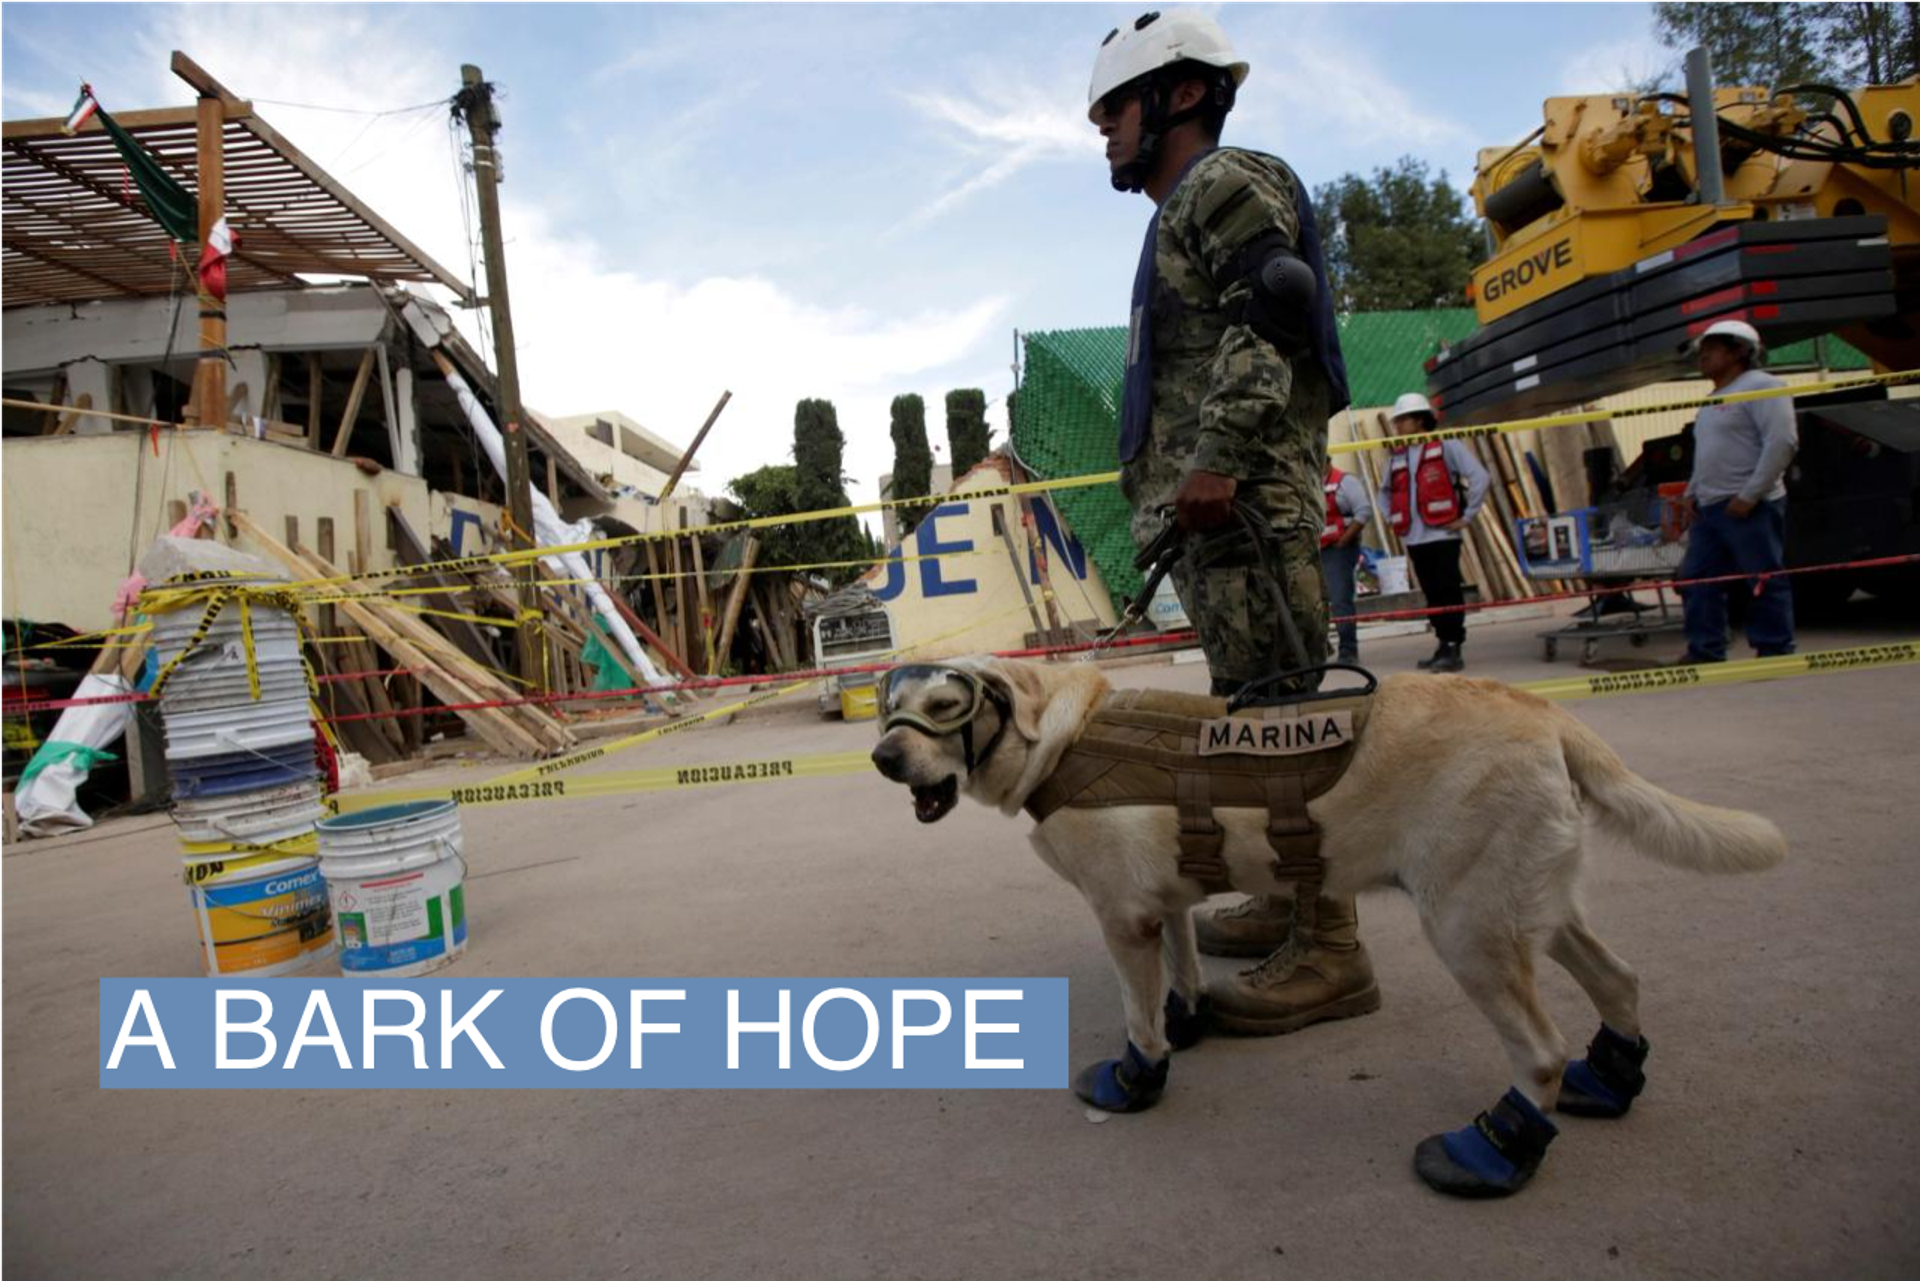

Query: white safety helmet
left=1391, top=392, right=1436, bottom=421
left=1693, top=318, right=1765, bottom=364
left=1088, top=9, right=1250, bottom=118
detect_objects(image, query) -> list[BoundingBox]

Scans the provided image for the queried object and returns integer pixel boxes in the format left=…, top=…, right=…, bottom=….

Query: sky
left=0, top=2, right=1679, bottom=510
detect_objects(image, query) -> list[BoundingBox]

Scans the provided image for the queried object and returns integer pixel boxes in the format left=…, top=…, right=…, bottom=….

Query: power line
left=243, top=95, right=449, bottom=118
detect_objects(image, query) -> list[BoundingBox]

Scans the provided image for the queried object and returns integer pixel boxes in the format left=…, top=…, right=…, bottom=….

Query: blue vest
left=1118, top=148, right=1350, bottom=465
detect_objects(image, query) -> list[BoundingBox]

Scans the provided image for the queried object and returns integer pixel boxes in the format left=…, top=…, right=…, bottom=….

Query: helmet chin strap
left=1109, top=76, right=1220, bottom=194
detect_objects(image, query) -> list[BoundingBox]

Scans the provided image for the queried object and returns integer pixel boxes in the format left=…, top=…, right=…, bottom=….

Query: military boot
left=1209, top=895, right=1382, bottom=1035
left=1194, top=894, right=1296, bottom=958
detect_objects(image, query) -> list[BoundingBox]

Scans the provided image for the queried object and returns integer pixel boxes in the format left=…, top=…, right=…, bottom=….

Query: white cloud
left=894, top=83, right=1100, bottom=233
left=496, top=205, right=1011, bottom=507
left=1227, top=12, right=1469, bottom=151
left=97, top=6, right=1008, bottom=513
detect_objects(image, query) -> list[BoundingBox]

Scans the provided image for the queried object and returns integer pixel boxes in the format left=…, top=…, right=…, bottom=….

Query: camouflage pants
left=1169, top=514, right=1328, bottom=700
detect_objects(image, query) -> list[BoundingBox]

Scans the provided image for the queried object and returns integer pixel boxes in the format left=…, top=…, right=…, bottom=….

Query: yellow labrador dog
left=870, top=657, right=1786, bottom=1198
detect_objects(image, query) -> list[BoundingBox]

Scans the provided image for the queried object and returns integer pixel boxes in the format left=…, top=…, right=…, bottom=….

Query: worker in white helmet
left=1377, top=392, right=1491, bottom=672
left=1081, top=9, right=1379, bottom=1106
left=1676, top=318, right=1798, bottom=662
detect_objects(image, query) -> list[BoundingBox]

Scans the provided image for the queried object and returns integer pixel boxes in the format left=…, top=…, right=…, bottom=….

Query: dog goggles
left=878, top=665, right=1012, bottom=771
left=879, top=665, right=989, bottom=736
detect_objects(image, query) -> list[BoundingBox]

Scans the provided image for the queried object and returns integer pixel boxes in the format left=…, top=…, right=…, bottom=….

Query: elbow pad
left=1225, top=232, right=1317, bottom=357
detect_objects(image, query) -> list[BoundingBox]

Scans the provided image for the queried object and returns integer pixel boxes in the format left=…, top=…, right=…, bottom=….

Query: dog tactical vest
left=1023, top=687, right=1370, bottom=894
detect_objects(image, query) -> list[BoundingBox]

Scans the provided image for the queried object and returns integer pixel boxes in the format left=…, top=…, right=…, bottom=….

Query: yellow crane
left=1431, top=49, right=1918, bottom=423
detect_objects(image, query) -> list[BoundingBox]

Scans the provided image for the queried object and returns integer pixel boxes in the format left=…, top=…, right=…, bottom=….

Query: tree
left=765, top=398, right=868, bottom=583
left=1312, top=157, right=1482, bottom=312
left=945, top=388, right=992, bottom=477
left=888, top=394, right=934, bottom=534
left=1648, top=3, right=1919, bottom=90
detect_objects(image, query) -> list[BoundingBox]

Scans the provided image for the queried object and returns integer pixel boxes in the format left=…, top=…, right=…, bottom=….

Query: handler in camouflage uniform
left=1089, top=9, right=1381, bottom=1035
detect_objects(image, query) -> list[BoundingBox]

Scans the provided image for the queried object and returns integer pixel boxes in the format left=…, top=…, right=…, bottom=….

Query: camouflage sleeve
left=1179, top=152, right=1303, bottom=478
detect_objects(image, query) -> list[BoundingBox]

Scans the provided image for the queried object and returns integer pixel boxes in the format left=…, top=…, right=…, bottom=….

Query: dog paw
left=1413, top=1088, right=1558, bottom=1199
left=1558, top=1024, right=1649, bottom=1119
left=1071, top=1041, right=1169, bottom=1113
left=1164, top=990, right=1211, bottom=1052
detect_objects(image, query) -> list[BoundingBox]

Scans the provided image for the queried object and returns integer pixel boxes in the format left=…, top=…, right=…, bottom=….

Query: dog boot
left=1413, top=1088, right=1559, bottom=1198
left=1072, top=1041, right=1170, bottom=1113
left=1195, top=894, right=1295, bottom=958
left=1208, top=896, right=1383, bottom=1036
left=1559, top=1024, right=1650, bottom=1118
left=1163, top=990, right=1211, bottom=1052
left=1429, top=643, right=1464, bottom=673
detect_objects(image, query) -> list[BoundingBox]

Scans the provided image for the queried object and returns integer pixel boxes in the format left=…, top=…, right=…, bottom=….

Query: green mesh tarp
left=1010, top=315, right=1872, bottom=609
left=1011, top=328, right=1140, bottom=602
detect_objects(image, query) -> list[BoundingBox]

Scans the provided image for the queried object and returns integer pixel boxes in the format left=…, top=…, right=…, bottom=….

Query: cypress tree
left=945, top=388, right=991, bottom=477
left=889, top=393, right=934, bottom=534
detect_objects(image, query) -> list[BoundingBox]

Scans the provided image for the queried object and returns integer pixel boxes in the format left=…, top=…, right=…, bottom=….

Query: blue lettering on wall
left=872, top=547, right=906, bottom=602
left=449, top=509, right=483, bottom=558
left=1029, top=501, right=1089, bottom=582
left=917, top=504, right=977, bottom=598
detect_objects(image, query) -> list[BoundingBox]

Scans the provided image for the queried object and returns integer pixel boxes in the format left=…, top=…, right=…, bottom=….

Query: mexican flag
left=197, top=216, right=237, bottom=302
left=61, top=84, right=99, bottom=134
left=73, top=84, right=199, bottom=245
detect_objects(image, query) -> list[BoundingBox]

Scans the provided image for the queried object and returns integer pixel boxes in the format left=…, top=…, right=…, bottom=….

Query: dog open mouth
left=910, top=775, right=959, bottom=824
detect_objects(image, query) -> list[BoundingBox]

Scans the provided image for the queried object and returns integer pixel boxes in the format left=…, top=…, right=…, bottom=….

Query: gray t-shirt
left=1687, top=369, right=1797, bottom=505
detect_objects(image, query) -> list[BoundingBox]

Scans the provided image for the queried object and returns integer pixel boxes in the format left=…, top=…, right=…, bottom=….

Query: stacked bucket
left=151, top=574, right=336, bottom=977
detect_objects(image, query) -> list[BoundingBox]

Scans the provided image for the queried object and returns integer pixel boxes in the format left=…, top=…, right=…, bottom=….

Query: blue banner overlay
left=99, top=978, right=1068, bottom=1089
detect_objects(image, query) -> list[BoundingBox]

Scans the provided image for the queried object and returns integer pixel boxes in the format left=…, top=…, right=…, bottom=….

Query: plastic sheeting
left=13, top=673, right=134, bottom=836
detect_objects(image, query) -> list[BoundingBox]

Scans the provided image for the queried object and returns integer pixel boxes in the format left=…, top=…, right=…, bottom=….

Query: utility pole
left=457, top=65, right=545, bottom=691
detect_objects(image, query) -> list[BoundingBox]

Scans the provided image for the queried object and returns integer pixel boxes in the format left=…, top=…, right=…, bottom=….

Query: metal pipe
left=1685, top=46, right=1729, bottom=206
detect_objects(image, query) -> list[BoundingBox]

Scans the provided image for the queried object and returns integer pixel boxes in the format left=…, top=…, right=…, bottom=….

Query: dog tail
left=1559, top=716, right=1787, bottom=874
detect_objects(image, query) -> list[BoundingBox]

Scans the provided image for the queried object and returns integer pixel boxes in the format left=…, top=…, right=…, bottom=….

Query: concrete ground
left=6, top=605, right=1919, bottom=1279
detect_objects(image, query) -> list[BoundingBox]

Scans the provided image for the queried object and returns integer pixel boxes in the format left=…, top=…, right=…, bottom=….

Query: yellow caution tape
left=257, top=367, right=1920, bottom=598
left=1522, top=639, right=1920, bottom=701
left=323, top=639, right=1917, bottom=814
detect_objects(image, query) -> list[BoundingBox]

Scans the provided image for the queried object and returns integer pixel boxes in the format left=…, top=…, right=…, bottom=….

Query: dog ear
left=976, top=660, right=1049, bottom=742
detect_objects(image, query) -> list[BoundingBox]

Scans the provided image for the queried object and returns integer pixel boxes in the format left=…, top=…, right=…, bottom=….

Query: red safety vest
left=1387, top=442, right=1462, bottom=535
left=1322, top=469, right=1349, bottom=549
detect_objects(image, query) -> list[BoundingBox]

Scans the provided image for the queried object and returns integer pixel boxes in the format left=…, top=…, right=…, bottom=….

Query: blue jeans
left=1679, top=498, right=1794, bottom=660
left=1321, top=542, right=1360, bottom=653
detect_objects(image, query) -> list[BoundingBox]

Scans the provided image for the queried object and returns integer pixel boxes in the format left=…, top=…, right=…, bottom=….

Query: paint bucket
left=159, top=648, right=309, bottom=709
left=1374, top=555, right=1412, bottom=597
left=184, top=857, right=336, bottom=977
left=163, top=698, right=315, bottom=760
left=838, top=678, right=879, bottom=721
left=173, top=779, right=325, bottom=844
left=170, top=742, right=317, bottom=799
left=317, top=801, right=468, bottom=978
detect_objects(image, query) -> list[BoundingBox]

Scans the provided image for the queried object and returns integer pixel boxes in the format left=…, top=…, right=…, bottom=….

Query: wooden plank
left=611, top=591, right=694, bottom=682
left=223, top=472, right=238, bottom=543
left=353, top=489, right=373, bottom=579
left=667, top=533, right=690, bottom=668
left=329, top=348, right=376, bottom=457
left=236, top=515, right=553, bottom=758
left=50, top=391, right=91, bottom=437
left=657, top=390, right=731, bottom=502
left=387, top=508, right=497, bottom=668
left=688, top=531, right=713, bottom=673
left=306, top=354, right=322, bottom=446
left=373, top=343, right=400, bottom=467
left=710, top=536, right=759, bottom=677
